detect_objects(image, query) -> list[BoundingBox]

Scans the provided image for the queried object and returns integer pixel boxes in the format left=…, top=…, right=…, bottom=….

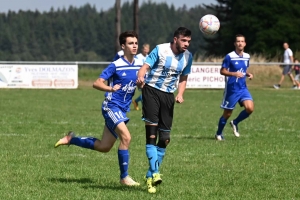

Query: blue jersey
left=100, top=57, right=143, bottom=112
left=144, top=43, right=193, bottom=93
left=222, top=51, right=250, bottom=92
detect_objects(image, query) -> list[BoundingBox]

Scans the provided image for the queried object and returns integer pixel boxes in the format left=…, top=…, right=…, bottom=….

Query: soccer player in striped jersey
left=137, top=27, right=193, bottom=193
left=215, top=34, right=254, bottom=141
left=54, top=30, right=142, bottom=186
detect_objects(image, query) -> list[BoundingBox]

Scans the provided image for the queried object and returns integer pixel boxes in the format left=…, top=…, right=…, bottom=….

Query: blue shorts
left=102, top=105, right=129, bottom=138
left=220, top=89, right=253, bottom=110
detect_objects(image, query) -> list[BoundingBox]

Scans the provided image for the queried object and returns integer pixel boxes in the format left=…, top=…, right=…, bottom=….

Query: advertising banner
left=186, top=65, right=225, bottom=89
left=0, top=65, right=78, bottom=89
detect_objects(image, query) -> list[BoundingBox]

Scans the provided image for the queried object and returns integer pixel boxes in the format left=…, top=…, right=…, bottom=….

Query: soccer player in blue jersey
left=215, top=34, right=254, bottom=141
left=54, top=30, right=142, bottom=186
left=136, top=27, right=193, bottom=193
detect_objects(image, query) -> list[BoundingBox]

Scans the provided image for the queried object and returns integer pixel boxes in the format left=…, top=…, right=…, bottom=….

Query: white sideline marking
left=69, top=154, right=86, bottom=157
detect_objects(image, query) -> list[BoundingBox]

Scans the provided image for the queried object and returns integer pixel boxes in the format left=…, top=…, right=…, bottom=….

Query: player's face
left=234, top=36, right=246, bottom=51
left=123, top=37, right=138, bottom=55
left=283, top=43, right=288, bottom=49
left=142, top=47, right=149, bottom=55
left=174, top=35, right=191, bottom=53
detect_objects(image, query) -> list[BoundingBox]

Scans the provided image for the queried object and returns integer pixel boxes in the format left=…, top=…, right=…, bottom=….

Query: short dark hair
left=119, top=30, right=138, bottom=46
left=235, top=34, right=246, bottom=41
left=173, top=27, right=191, bottom=38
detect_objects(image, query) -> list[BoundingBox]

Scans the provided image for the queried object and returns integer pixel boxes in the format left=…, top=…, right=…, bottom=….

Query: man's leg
left=216, top=92, right=237, bottom=140
left=135, top=94, right=143, bottom=104
left=230, top=90, right=254, bottom=137
left=288, top=73, right=297, bottom=87
left=115, top=122, right=140, bottom=186
left=54, top=125, right=116, bottom=152
left=145, top=124, right=159, bottom=178
left=216, top=109, right=233, bottom=140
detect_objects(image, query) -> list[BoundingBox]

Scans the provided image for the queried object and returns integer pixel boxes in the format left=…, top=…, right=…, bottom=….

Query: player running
left=215, top=34, right=254, bottom=140
left=54, top=30, right=142, bottom=186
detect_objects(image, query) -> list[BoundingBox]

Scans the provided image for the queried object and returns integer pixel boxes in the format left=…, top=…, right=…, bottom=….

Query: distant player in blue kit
left=54, top=30, right=142, bottom=186
left=137, top=27, right=193, bottom=193
left=215, top=34, right=254, bottom=141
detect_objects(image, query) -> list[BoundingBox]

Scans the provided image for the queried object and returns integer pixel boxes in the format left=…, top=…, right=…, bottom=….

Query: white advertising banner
left=186, top=65, right=225, bottom=89
left=0, top=65, right=78, bottom=89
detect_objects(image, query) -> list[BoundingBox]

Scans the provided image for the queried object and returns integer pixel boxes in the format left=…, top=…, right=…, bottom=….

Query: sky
left=0, top=0, right=216, bottom=13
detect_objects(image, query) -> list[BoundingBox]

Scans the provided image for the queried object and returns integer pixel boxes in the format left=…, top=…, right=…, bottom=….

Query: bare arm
left=136, top=63, right=150, bottom=88
left=93, top=78, right=121, bottom=92
left=220, top=67, right=244, bottom=78
left=175, top=75, right=188, bottom=103
left=289, top=55, right=294, bottom=73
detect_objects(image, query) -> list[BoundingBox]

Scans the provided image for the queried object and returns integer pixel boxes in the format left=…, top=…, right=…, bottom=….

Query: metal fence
left=0, top=61, right=292, bottom=66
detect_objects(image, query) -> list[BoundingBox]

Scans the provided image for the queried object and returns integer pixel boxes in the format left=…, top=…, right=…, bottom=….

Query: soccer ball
left=199, top=14, right=220, bottom=35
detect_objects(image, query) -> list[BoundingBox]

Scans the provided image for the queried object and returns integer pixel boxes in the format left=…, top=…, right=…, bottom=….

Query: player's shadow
left=82, top=184, right=145, bottom=192
left=182, top=135, right=216, bottom=140
left=48, top=178, right=144, bottom=192
left=48, top=177, right=94, bottom=184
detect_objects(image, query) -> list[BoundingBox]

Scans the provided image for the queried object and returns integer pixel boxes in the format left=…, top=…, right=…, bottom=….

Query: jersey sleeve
left=145, top=46, right=159, bottom=68
left=221, top=55, right=231, bottom=69
left=288, top=49, right=293, bottom=56
left=99, top=63, right=116, bottom=80
left=181, top=54, right=193, bottom=76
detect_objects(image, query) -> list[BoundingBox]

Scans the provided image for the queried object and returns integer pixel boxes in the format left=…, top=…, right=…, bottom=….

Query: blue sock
left=146, top=144, right=158, bottom=177
left=234, top=110, right=250, bottom=124
left=118, top=149, right=129, bottom=179
left=216, top=116, right=227, bottom=135
left=70, top=137, right=97, bottom=150
left=157, top=147, right=166, bottom=171
left=135, top=95, right=142, bottom=103
left=146, top=168, right=152, bottom=178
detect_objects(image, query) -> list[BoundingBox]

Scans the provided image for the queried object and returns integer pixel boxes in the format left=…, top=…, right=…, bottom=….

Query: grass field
left=1, top=67, right=300, bottom=200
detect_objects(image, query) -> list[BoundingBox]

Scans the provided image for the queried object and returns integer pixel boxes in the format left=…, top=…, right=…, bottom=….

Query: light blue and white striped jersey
left=222, top=51, right=250, bottom=92
left=100, top=57, right=143, bottom=112
left=144, top=43, right=193, bottom=93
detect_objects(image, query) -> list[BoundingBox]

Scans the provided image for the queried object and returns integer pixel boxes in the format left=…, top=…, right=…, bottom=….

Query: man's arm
left=93, top=78, right=121, bottom=92
left=175, top=75, right=188, bottom=104
left=136, top=64, right=150, bottom=88
left=220, top=67, right=244, bottom=78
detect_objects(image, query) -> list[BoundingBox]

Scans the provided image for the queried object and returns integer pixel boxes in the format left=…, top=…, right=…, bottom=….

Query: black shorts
left=142, top=84, right=175, bottom=131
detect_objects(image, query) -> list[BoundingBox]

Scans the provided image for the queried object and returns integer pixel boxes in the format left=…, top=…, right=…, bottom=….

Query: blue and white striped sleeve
left=144, top=46, right=159, bottom=68
left=182, top=54, right=193, bottom=76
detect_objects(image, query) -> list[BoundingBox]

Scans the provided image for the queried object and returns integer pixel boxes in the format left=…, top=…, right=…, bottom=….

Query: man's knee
left=223, top=109, right=233, bottom=119
left=146, top=125, right=158, bottom=145
left=157, top=131, right=170, bottom=148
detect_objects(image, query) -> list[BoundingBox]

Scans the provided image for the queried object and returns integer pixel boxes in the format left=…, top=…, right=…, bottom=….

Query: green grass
left=1, top=85, right=300, bottom=199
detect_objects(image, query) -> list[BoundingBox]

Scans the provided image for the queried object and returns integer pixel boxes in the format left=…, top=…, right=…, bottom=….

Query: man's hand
left=235, top=71, right=244, bottom=78
left=111, top=84, right=121, bottom=92
left=136, top=77, right=145, bottom=88
left=247, top=73, right=253, bottom=80
left=175, top=95, right=184, bottom=103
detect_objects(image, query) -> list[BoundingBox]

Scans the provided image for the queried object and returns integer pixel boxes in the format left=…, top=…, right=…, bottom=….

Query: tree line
left=0, top=0, right=298, bottom=61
